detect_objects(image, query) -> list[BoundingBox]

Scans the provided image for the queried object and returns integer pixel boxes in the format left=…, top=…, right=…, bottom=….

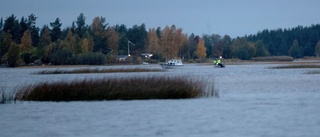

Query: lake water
left=1, top=63, right=320, bottom=137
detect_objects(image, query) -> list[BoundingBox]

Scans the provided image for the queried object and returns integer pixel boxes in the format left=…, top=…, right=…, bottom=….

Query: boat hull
left=160, top=64, right=183, bottom=69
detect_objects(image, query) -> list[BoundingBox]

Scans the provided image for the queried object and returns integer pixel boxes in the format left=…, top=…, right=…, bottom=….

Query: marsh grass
left=269, top=64, right=320, bottom=69
left=305, top=70, right=320, bottom=74
left=16, top=76, right=217, bottom=101
left=0, top=86, right=16, bottom=104
left=252, top=56, right=294, bottom=62
left=33, top=68, right=165, bottom=74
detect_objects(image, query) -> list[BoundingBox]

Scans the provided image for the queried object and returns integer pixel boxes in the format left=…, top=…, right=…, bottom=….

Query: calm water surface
left=1, top=63, right=320, bottom=137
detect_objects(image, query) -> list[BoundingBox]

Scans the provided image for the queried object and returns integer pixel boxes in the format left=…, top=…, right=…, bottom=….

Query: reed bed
left=0, top=87, right=16, bottom=104
left=252, top=56, right=294, bottom=62
left=16, top=76, right=217, bottom=101
left=268, top=64, right=320, bottom=69
left=33, top=68, right=165, bottom=74
left=305, top=70, right=320, bottom=74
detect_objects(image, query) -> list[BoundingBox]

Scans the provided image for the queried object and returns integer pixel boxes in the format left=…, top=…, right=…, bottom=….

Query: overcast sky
left=1, top=0, right=320, bottom=38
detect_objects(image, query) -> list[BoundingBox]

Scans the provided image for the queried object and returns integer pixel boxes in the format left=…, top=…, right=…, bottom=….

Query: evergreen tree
left=315, top=41, right=320, bottom=57
left=127, top=24, right=147, bottom=55
left=75, top=13, right=86, bottom=38
left=27, top=14, right=39, bottom=47
left=0, top=18, right=3, bottom=32
left=289, top=40, right=302, bottom=58
left=50, top=18, right=62, bottom=42
left=0, top=32, right=12, bottom=64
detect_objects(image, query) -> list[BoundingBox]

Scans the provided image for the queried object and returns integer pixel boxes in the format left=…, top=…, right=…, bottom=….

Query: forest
left=1, top=13, right=320, bottom=67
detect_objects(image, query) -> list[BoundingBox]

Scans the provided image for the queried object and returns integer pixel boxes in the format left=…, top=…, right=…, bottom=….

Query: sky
left=1, top=0, right=320, bottom=38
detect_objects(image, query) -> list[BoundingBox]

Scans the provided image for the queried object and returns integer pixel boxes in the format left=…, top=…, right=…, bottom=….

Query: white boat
left=160, top=59, right=183, bottom=69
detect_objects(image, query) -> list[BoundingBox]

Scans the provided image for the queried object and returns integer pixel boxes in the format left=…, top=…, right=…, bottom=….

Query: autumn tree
left=81, top=38, right=89, bottom=53
left=63, top=29, right=75, bottom=51
left=146, top=28, right=160, bottom=56
left=195, top=39, right=206, bottom=60
left=106, top=28, right=119, bottom=56
left=20, top=30, right=34, bottom=65
left=160, top=25, right=186, bottom=60
left=39, top=25, right=51, bottom=49
left=82, top=31, right=94, bottom=53
left=91, top=16, right=108, bottom=53
left=20, top=30, right=33, bottom=52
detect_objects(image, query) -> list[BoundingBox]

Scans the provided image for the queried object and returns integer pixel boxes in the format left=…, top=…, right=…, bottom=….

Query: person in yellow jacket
left=213, top=59, right=217, bottom=65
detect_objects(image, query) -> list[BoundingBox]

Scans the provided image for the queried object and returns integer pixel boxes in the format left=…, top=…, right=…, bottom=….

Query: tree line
left=1, top=13, right=320, bottom=67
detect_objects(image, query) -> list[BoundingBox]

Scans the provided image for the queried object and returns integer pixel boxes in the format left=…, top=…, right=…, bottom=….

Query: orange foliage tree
left=195, top=39, right=207, bottom=59
left=160, top=25, right=187, bottom=60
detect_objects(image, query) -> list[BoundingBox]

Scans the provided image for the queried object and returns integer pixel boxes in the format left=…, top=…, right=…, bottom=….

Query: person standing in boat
left=217, top=56, right=225, bottom=67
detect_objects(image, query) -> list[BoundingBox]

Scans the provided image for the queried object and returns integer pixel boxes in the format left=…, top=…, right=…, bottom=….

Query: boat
left=160, top=59, right=183, bottom=69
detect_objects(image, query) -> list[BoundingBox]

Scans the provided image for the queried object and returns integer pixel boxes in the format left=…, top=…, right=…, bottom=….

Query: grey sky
left=1, top=0, right=319, bottom=37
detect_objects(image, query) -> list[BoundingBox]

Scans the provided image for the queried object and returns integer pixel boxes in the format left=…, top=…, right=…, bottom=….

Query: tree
left=0, top=18, right=3, bottom=32
left=50, top=18, right=62, bottom=42
left=115, top=24, right=128, bottom=55
left=39, top=25, right=52, bottom=50
left=20, top=30, right=33, bottom=52
left=127, top=24, right=147, bottom=55
left=146, top=28, right=160, bottom=56
left=81, top=38, right=89, bottom=53
left=160, top=25, right=186, bottom=60
left=75, top=13, right=86, bottom=38
left=221, top=35, right=232, bottom=59
left=315, top=41, right=320, bottom=57
left=6, top=42, right=20, bottom=67
left=63, top=29, right=75, bottom=51
left=231, top=38, right=253, bottom=60
left=254, top=40, right=268, bottom=57
left=20, top=30, right=34, bottom=65
left=27, top=14, right=39, bottom=47
left=195, top=39, right=206, bottom=60
left=289, top=40, right=302, bottom=58
left=82, top=31, right=94, bottom=53
left=106, top=28, right=118, bottom=56
left=0, top=32, right=12, bottom=64
left=91, top=16, right=108, bottom=53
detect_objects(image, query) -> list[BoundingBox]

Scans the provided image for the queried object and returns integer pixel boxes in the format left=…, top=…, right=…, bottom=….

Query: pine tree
left=315, top=41, right=320, bottom=57
left=50, top=18, right=62, bottom=42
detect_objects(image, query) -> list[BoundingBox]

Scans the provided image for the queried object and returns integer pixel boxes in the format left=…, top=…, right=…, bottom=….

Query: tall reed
left=269, top=64, right=320, bottom=69
left=16, top=76, right=217, bottom=101
left=33, top=68, right=165, bottom=74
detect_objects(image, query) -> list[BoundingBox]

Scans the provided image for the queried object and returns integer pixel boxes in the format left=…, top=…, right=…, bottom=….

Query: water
left=1, top=63, right=320, bottom=137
